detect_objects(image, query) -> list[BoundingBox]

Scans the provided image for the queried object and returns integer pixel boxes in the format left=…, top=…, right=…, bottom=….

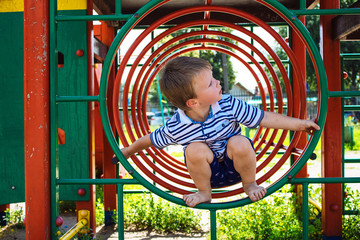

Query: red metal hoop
left=110, top=5, right=308, bottom=200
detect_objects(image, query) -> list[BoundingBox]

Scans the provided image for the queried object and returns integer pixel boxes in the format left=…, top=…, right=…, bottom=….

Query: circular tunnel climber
left=120, top=56, right=320, bottom=207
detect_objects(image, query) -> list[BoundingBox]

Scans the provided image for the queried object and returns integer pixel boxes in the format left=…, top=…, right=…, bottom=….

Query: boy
left=121, top=57, right=320, bottom=207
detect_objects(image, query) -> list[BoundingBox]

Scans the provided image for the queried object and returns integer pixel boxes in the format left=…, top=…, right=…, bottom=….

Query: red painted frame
left=24, top=0, right=51, bottom=238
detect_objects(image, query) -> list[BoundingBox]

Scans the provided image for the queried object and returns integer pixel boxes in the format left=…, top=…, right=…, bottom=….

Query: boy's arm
left=259, top=111, right=320, bottom=134
left=121, top=134, right=153, bottom=159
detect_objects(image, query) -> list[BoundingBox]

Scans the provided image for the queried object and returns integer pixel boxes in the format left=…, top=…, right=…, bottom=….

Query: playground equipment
left=59, top=210, right=90, bottom=240
left=0, top=0, right=359, bottom=239
left=106, top=3, right=325, bottom=206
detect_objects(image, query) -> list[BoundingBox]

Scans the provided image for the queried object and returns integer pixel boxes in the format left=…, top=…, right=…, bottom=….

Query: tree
left=148, top=27, right=236, bottom=108
left=199, top=50, right=236, bottom=92
left=305, top=14, right=320, bottom=92
left=305, top=0, right=360, bottom=121
left=262, top=25, right=289, bottom=94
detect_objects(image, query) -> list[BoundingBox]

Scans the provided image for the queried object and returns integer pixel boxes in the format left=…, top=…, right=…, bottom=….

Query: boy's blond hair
left=159, top=56, right=212, bottom=111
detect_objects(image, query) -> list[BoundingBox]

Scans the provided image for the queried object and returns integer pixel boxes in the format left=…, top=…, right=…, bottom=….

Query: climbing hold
left=78, top=188, right=86, bottom=196
left=56, top=216, right=63, bottom=227
left=76, top=49, right=84, bottom=57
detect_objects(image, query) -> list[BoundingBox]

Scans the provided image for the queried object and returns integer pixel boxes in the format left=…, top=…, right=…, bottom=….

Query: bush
left=92, top=176, right=359, bottom=238
left=217, top=185, right=322, bottom=240
left=343, top=185, right=360, bottom=239
left=217, top=184, right=360, bottom=240
left=2, top=205, right=24, bottom=227
left=112, top=193, right=202, bottom=233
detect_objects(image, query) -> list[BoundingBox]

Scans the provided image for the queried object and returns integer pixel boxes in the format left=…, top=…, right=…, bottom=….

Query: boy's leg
left=183, top=142, right=213, bottom=207
left=227, top=135, right=267, bottom=202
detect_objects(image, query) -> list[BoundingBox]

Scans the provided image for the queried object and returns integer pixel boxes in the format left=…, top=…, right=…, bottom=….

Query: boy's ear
left=186, top=98, right=198, bottom=109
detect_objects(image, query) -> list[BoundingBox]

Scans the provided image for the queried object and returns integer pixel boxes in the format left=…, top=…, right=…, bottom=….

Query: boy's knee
left=227, top=136, right=254, bottom=156
left=185, top=142, right=213, bottom=163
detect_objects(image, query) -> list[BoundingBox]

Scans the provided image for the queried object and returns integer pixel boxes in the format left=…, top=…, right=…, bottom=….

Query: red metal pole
left=320, top=0, right=343, bottom=238
left=24, top=0, right=51, bottom=239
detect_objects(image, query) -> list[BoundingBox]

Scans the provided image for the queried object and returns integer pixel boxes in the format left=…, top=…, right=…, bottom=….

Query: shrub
left=112, top=193, right=202, bottom=233
left=2, top=205, right=24, bottom=227
left=343, top=185, right=360, bottom=239
left=217, top=185, right=321, bottom=240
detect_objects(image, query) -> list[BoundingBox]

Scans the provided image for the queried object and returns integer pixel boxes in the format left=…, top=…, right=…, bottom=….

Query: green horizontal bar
left=343, top=210, right=360, bottom=215
left=237, top=22, right=289, bottom=27
left=293, top=8, right=360, bottom=16
left=328, top=91, right=360, bottom=98
left=273, top=106, right=288, bottom=110
left=126, top=64, right=145, bottom=67
left=249, top=60, right=290, bottom=65
left=119, top=107, right=140, bottom=111
left=344, top=105, right=360, bottom=111
left=257, top=151, right=286, bottom=155
left=289, top=177, right=360, bottom=184
left=123, top=189, right=172, bottom=194
left=56, top=95, right=100, bottom=102
left=341, top=53, right=360, bottom=60
left=344, top=158, right=360, bottom=163
left=123, top=189, right=230, bottom=194
left=56, top=14, right=133, bottom=22
left=56, top=178, right=139, bottom=185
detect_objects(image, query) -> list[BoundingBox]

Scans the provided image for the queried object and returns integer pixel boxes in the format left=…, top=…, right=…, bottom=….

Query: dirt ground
left=0, top=223, right=209, bottom=240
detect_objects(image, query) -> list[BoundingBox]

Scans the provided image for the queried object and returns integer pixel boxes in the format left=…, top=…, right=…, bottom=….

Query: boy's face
left=192, top=68, right=222, bottom=106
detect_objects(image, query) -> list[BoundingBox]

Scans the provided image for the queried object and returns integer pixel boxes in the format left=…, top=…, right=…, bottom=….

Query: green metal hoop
left=99, top=0, right=328, bottom=210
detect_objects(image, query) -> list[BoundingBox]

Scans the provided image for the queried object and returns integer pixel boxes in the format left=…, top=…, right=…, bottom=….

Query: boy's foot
left=183, top=191, right=212, bottom=207
left=243, top=182, right=267, bottom=202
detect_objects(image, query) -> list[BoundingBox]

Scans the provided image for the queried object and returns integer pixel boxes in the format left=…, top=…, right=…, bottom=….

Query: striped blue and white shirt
left=150, top=94, right=264, bottom=159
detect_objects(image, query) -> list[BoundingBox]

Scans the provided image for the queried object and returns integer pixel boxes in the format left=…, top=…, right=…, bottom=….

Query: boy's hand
left=117, top=135, right=153, bottom=160
left=111, top=149, right=131, bottom=164
left=299, top=120, right=320, bottom=134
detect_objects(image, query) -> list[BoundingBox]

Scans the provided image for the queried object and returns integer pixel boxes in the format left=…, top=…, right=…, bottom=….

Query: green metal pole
left=299, top=0, right=306, bottom=10
left=344, top=158, right=360, bottom=163
left=293, top=8, right=360, bottom=16
left=289, top=177, right=360, bottom=184
left=57, top=178, right=139, bottom=185
left=250, top=26, right=254, bottom=57
left=341, top=53, right=360, bottom=60
left=210, top=210, right=217, bottom=240
left=115, top=0, right=122, bottom=15
left=56, top=95, right=100, bottom=102
left=156, top=74, right=166, bottom=125
left=302, top=183, right=309, bottom=240
left=344, top=105, right=360, bottom=110
left=328, top=90, right=360, bottom=98
left=344, top=210, right=360, bottom=215
left=56, top=14, right=133, bottom=22
left=341, top=56, right=346, bottom=215
left=117, top=184, right=125, bottom=240
left=49, top=0, right=59, bottom=237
